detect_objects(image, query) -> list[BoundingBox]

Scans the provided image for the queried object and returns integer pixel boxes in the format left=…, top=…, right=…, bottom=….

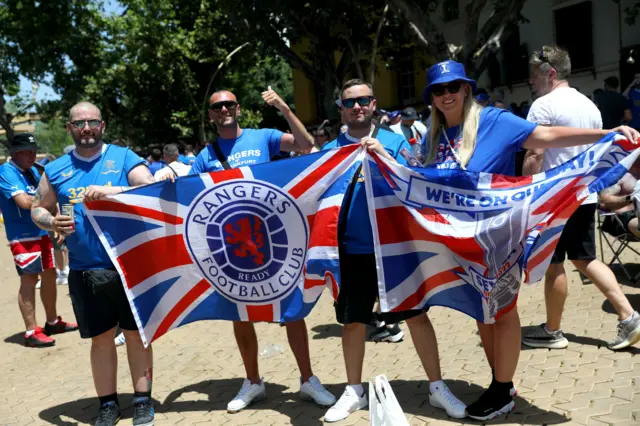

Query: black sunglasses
left=70, top=119, right=102, bottom=129
left=341, top=96, right=375, bottom=108
left=209, top=101, right=238, bottom=112
left=430, top=80, right=463, bottom=97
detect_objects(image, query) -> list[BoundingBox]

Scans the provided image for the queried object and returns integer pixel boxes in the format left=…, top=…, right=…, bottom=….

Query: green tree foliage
left=0, top=0, right=104, bottom=146
left=72, top=0, right=294, bottom=146
left=34, top=119, right=73, bottom=157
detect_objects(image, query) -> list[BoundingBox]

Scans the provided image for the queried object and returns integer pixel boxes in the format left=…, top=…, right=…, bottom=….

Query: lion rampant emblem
left=224, top=215, right=265, bottom=266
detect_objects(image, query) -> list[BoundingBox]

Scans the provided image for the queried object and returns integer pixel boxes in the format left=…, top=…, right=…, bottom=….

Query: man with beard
left=31, top=102, right=157, bottom=426
left=188, top=88, right=336, bottom=413
left=322, top=79, right=466, bottom=422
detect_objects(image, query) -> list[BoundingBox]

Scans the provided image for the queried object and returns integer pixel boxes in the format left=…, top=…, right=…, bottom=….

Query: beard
left=73, top=133, right=102, bottom=148
left=348, top=114, right=373, bottom=130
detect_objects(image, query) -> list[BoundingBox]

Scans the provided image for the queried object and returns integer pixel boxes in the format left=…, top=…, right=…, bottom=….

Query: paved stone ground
left=0, top=226, right=639, bottom=426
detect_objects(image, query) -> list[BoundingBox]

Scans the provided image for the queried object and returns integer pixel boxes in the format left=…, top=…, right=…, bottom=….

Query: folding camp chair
left=597, top=208, right=640, bottom=282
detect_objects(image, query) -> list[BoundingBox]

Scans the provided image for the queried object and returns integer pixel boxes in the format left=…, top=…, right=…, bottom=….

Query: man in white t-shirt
left=153, top=143, right=191, bottom=181
left=522, top=46, right=640, bottom=351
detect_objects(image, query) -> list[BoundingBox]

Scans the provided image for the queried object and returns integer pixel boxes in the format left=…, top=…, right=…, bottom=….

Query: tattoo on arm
left=32, top=207, right=55, bottom=230
left=31, top=173, right=58, bottom=231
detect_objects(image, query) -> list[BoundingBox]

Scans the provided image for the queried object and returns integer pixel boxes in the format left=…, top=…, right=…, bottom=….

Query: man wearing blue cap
left=475, top=89, right=491, bottom=107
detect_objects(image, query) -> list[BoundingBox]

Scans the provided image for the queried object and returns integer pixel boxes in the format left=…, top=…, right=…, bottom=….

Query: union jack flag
left=84, top=146, right=361, bottom=346
left=365, top=133, right=639, bottom=323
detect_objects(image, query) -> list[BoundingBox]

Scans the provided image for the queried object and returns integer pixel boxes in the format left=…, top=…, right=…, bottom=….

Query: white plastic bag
left=369, top=374, right=410, bottom=426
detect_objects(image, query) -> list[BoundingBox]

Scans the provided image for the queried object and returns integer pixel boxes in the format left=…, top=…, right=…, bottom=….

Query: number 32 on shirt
left=67, top=182, right=112, bottom=200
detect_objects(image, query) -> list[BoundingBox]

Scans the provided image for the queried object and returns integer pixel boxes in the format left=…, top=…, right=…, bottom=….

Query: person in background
left=154, top=143, right=191, bottom=180
left=147, top=148, right=165, bottom=175
left=390, top=107, right=428, bottom=162
left=623, top=74, right=640, bottom=131
left=475, top=88, right=491, bottom=107
left=179, top=144, right=197, bottom=165
left=521, top=46, right=640, bottom=352
left=0, top=134, right=78, bottom=347
left=598, top=76, right=633, bottom=129
left=494, top=100, right=506, bottom=109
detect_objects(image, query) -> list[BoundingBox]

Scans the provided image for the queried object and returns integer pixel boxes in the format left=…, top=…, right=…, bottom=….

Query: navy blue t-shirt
left=323, top=128, right=411, bottom=254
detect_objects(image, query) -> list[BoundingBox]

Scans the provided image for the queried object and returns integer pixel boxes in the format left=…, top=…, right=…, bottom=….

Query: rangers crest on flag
left=184, top=180, right=308, bottom=304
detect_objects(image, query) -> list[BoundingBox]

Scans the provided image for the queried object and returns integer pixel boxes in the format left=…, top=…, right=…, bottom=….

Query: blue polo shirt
left=190, top=128, right=284, bottom=174
left=323, top=128, right=411, bottom=254
left=0, top=161, right=47, bottom=241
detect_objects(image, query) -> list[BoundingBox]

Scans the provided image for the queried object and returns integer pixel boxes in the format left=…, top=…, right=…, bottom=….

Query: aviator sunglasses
left=341, top=96, right=375, bottom=108
left=430, top=80, right=463, bottom=97
left=209, top=100, right=238, bottom=112
left=70, top=119, right=102, bottom=129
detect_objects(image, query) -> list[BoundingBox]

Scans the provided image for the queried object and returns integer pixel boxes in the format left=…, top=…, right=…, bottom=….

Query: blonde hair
left=425, top=83, right=483, bottom=168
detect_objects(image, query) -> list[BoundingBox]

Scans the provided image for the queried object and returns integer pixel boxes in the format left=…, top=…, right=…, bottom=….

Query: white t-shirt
left=390, top=121, right=428, bottom=143
left=154, top=161, right=192, bottom=181
left=527, top=87, right=602, bottom=204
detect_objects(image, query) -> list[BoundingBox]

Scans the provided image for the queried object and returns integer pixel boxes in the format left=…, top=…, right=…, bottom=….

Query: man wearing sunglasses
left=187, top=88, right=334, bottom=413
left=522, top=46, right=640, bottom=351
left=31, top=102, right=157, bottom=426
left=322, top=79, right=465, bottom=422
left=189, top=86, right=314, bottom=175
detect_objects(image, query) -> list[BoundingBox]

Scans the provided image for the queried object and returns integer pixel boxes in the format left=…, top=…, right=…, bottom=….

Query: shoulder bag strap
left=337, top=125, right=380, bottom=244
left=212, top=142, right=231, bottom=170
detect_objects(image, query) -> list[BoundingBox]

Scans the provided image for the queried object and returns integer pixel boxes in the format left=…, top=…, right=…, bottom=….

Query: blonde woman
left=421, top=60, right=639, bottom=420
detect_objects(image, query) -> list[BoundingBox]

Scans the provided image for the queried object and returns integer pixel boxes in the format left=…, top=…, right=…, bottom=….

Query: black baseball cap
left=401, top=107, right=419, bottom=120
left=10, top=133, right=38, bottom=153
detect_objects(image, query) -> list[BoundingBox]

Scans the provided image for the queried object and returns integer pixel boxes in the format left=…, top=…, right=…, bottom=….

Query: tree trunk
left=388, top=0, right=527, bottom=82
left=387, top=0, right=449, bottom=61
left=0, top=88, right=14, bottom=148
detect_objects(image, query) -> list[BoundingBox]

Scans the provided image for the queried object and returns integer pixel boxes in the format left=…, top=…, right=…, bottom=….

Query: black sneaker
left=370, top=324, right=404, bottom=343
left=467, top=383, right=514, bottom=421
left=95, top=401, right=121, bottom=426
left=132, top=398, right=155, bottom=426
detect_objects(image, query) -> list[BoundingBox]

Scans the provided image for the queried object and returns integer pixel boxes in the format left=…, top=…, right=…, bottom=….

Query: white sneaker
left=324, top=386, right=368, bottom=423
left=300, top=375, right=336, bottom=406
left=429, top=382, right=467, bottom=419
left=114, top=332, right=126, bottom=346
left=227, top=378, right=266, bottom=413
left=56, top=270, right=68, bottom=285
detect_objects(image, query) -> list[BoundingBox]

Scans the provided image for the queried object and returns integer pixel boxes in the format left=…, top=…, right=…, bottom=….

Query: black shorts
left=550, top=203, right=597, bottom=264
left=335, top=253, right=424, bottom=325
left=601, top=211, right=636, bottom=237
left=68, top=268, right=138, bottom=338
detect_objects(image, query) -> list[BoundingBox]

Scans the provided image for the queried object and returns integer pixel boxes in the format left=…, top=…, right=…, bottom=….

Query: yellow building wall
left=290, top=42, right=434, bottom=123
